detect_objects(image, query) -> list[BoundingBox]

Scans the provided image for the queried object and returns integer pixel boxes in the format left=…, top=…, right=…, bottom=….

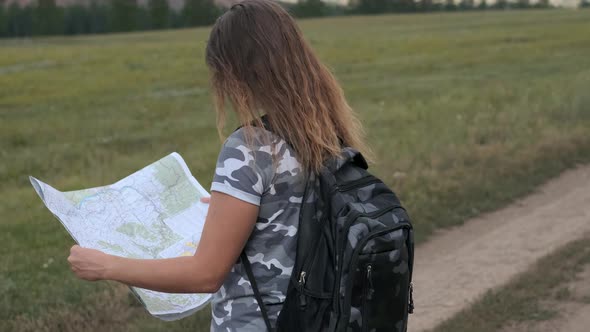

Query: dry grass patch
left=8, top=284, right=140, bottom=332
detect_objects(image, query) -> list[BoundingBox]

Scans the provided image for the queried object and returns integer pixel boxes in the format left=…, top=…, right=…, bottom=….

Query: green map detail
left=153, top=156, right=202, bottom=216
left=117, top=222, right=159, bottom=242
left=97, top=240, right=143, bottom=259
left=97, top=240, right=126, bottom=255
left=135, top=289, right=202, bottom=313
left=63, top=187, right=104, bottom=205
left=116, top=222, right=182, bottom=258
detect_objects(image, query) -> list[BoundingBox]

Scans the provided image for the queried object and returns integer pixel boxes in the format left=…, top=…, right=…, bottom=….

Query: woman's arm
left=67, top=191, right=259, bottom=294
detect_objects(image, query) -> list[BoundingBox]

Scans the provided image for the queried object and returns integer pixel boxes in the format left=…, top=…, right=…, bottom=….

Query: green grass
left=1, top=9, right=590, bottom=331
left=430, top=237, right=590, bottom=332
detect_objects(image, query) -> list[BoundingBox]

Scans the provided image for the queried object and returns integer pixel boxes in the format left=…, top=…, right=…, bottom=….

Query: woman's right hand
left=200, top=196, right=211, bottom=204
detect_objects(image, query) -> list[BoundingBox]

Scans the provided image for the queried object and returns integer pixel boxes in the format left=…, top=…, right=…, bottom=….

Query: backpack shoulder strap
left=241, top=251, right=273, bottom=331
left=234, top=114, right=272, bottom=132
left=352, top=151, right=369, bottom=170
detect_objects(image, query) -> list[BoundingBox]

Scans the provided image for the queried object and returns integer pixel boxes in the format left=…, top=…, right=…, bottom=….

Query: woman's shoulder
left=224, top=126, right=284, bottom=153
left=220, top=126, right=301, bottom=175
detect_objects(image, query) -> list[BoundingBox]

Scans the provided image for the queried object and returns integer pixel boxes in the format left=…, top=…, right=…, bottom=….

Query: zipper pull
left=298, top=271, right=307, bottom=286
left=408, top=282, right=414, bottom=314
left=299, top=292, right=307, bottom=309
left=298, top=271, right=307, bottom=309
left=366, top=264, right=374, bottom=300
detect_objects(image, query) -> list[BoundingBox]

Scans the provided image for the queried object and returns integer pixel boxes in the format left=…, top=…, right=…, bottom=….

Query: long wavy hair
left=205, top=0, right=371, bottom=173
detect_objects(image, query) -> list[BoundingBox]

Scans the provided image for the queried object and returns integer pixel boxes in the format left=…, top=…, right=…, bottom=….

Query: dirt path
left=557, top=305, right=590, bottom=332
left=408, top=165, right=590, bottom=332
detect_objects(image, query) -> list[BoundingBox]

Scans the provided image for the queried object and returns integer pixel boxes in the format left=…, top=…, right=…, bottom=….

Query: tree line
left=0, top=0, right=583, bottom=39
left=0, top=0, right=220, bottom=37
left=288, top=0, right=556, bottom=17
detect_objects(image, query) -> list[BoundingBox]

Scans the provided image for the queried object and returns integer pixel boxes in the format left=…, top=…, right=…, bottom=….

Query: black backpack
left=240, top=123, right=414, bottom=332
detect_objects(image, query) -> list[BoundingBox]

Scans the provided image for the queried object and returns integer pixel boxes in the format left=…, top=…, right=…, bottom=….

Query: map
left=30, top=153, right=212, bottom=321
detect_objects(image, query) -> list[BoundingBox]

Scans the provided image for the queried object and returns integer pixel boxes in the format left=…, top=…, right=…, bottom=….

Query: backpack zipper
left=340, top=204, right=404, bottom=242
left=299, top=271, right=307, bottom=285
left=334, top=206, right=406, bottom=312
left=336, top=176, right=381, bottom=192
left=298, top=271, right=307, bottom=309
left=361, top=264, right=373, bottom=332
left=337, top=223, right=412, bottom=330
left=337, top=205, right=405, bottom=293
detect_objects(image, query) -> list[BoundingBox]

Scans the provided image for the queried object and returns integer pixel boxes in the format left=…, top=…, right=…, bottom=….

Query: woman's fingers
left=200, top=196, right=211, bottom=204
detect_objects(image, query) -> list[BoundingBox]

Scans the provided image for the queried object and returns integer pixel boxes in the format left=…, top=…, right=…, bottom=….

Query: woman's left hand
left=67, top=245, right=111, bottom=281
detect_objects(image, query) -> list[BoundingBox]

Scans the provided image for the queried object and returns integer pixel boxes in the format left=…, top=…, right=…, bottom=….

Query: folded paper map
left=30, top=152, right=212, bottom=321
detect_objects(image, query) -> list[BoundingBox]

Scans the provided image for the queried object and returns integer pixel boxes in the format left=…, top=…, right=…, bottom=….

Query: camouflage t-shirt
left=210, top=127, right=305, bottom=331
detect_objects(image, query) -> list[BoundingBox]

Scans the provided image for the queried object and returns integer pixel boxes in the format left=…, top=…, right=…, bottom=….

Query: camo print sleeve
left=209, top=127, right=306, bottom=331
left=210, top=128, right=274, bottom=206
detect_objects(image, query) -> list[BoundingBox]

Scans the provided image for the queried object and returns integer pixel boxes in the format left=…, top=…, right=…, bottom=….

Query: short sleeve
left=210, top=128, right=275, bottom=206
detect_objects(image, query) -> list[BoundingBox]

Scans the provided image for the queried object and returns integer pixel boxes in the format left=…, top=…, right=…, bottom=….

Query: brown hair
left=205, top=0, right=371, bottom=173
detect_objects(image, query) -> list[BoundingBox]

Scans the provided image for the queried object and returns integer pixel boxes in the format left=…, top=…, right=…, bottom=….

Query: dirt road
left=408, top=165, right=590, bottom=331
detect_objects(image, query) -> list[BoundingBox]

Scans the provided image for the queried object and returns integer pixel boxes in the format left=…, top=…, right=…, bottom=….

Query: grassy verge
left=430, top=236, right=590, bottom=332
left=1, top=9, right=590, bottom=331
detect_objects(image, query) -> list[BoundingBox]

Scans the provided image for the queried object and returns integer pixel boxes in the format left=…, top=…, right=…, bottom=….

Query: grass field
left=1, top=9, right=590, bottom=331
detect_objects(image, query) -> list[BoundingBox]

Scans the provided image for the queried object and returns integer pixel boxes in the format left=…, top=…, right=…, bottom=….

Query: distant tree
left=88, top=1, right=110, bottom=34
left=168, top=10, right=185, bottom=28
left=136, top=5, right=151, bottom=30
left=110, top=0, right=140, bottom=32
left=293, top=0, right=326, bottom=17
left=580, top=0, right=590, bottom=7
left=458, top=0, right=475, bottom=10
left=0, top=2, right=5, bottom=37
left=148, top=0, right=170, bottom=29
left=417, top=0, right=435, bottom=11
left=444, top=0, right=457, bottom=10
left=64, top=4, right=91, bottom=35
left=183, top=0, right=219, bottom=27
left=6, top=2, right=33, bottom=37
left=396, top=0, right=418, bottom=12
left=477, top=0, right=488, bottom=10
left=535, top=0, right=550, bottom=7
left=357, top=0, right=389, bottom=13
left=34, top=0, right=64, bottom=35
left=515, top=0, right=530, bottom=8
left=493, top=0, right=509, bottom=9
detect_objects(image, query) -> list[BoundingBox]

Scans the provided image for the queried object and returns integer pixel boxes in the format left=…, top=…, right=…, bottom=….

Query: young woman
left=67, top=0, right=370, bottom=330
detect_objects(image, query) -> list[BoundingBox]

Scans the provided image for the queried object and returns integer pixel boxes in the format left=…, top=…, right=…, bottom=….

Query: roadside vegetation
left=431, top=237, right=590, bottom=332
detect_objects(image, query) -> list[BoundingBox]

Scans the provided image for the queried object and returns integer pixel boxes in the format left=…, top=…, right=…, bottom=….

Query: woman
left=67, top=0, right=370, bottom=330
